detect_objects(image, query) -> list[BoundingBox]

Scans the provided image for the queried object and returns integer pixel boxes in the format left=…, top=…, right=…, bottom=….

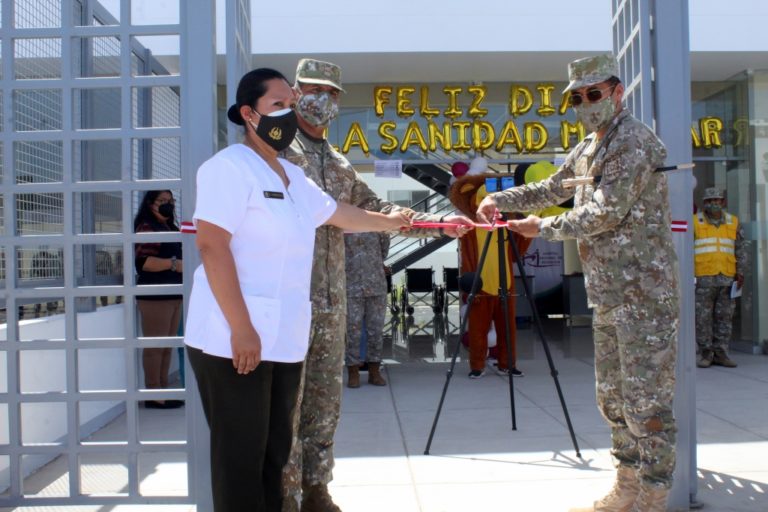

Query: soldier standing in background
left=478, top=54, right=680, bottom=512
left=344, top=231, right=390, bottom=388
left=693, top=187, right=745, bottom=368
left=280, top=58, right=472, bottom=512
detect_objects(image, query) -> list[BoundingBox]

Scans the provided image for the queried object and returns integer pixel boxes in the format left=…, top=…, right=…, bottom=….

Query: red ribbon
left=410, top=221, right=506, bottom=230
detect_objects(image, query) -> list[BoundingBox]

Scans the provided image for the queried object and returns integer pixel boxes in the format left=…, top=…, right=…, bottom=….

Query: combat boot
left=300, top=484, right=341, bottom=512
left=696, top=350, right=713, bottom=368
left=367, top=362, right=387, bottom=386
left=712, top=350, right=738, bottom=368
left=630, top=484, right=668, bottom=512
left=568, top=465, right=639, bottom=512
left=346, top=366, right=360, bottom=388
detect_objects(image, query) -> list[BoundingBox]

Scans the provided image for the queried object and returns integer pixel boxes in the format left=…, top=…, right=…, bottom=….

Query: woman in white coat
left=184, top=68, right=410, bottom=512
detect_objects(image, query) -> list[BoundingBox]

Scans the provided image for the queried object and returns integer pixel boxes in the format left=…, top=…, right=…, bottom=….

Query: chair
left=386, top=272, right=400, bottom=315
left=440, top=267, right=460, bottom=316
left=400, top=267, right=438, bottom=315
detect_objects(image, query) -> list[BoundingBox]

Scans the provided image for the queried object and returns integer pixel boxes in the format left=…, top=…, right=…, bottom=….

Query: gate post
left=181, top=0, right=218, bottom=509
left=651, top=3, right=696, bottom=508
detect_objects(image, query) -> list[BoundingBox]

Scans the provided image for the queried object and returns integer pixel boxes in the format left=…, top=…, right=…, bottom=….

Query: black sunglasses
left=570, top=85, right=616, bottom=107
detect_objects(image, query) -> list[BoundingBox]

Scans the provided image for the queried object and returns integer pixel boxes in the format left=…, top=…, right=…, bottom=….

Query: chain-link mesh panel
left=3, top=0, right=192, bottom=504
left=15, top=0, right=61, bottom=28
left=74, top=139, right=121, bottom=181
left=613, top=0, right=654, bottom=124
left=73, top=0, right=120, bottom=26
left=131, top=51, right=143, bottom=76
left=132, top=137, right=180, bottom=180
left=15, top=192, right=64, bottom=235
left=0, top=247, right=6, bottom=287
left=73, top=88, right=121, bottom=129
left=14, top=140, right=64, bottom=184
left=74, top=243, right=123, bottom=286
left=16, top=246, right=64, bottom=283
left=74, top=191, right=122, bottom=234
left=14, top=89, right=63, bottom=131
left=132, top=86, right=180, bottom=128
left=73, top=36, right=121, bottom=78
left=14, top=38, right=62, bottom=80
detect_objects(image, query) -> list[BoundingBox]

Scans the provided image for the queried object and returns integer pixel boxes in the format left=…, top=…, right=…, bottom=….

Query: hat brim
left=297, top=77, right=345, bottom=93
left=563, top=75, right=613, bottom=93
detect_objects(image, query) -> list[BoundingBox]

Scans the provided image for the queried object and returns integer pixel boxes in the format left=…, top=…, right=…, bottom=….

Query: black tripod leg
left=424, top=229, right=494, bottom=455
left=496, top=227, right=517, bottom=430
left=507, top=235, right=582, bottom=458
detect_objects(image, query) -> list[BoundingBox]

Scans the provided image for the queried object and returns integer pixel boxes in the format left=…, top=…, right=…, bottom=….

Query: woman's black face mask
left=158, top=203, right=175, bottom=219
left=249, top=107, right=298, bottom=152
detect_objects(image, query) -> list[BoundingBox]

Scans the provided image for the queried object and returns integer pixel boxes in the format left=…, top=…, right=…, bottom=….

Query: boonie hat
left=295, top=58, right=345, bottom=92
left=564, top=53, right=620, bottom=92
left=702, top=187, right=725, bottom=200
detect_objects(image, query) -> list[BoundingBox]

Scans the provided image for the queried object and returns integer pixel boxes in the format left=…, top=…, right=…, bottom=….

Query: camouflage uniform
left=491, top=101, right=679, bottom=487
left=344, top=232, right=390, bottom=366
left=280, top=124, right=440, bottom=499
left=694, top=208, right=747, bottom=361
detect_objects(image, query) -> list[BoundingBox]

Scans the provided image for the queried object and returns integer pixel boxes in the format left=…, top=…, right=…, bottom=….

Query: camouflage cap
left=564, top=53, right=620, bottom=92
left=295, top=58, right=345, bottom=92
left=702, top=187, right=725, bottom=200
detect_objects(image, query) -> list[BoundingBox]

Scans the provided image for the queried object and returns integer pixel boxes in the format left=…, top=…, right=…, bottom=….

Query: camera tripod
left=424, top=201, right=582, bottom=458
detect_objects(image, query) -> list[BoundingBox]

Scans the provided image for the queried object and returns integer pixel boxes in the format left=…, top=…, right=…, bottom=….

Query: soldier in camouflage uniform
left=280, top=58, right=471, bottom=512
left=344, top=232, right=390, bottom=388
left=478, top=54, right=679, bottom=512
left=693, top=187, right=746, bottom=368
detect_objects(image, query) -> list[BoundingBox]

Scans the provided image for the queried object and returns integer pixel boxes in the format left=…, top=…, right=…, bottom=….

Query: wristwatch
left=170, top=256, right=177, bottom=272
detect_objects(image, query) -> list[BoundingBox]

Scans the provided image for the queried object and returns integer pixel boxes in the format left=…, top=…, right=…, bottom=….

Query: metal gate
left=611, top=1, right=696, bottom=509
left=0, top=0, right=216, bottom=506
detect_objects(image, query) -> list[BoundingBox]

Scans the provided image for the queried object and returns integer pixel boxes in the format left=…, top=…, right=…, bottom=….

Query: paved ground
left=3, top=314, right=767, bottom=511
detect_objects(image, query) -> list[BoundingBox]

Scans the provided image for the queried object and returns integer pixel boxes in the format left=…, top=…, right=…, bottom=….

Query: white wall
left=0, top=304, right=181, bottom=490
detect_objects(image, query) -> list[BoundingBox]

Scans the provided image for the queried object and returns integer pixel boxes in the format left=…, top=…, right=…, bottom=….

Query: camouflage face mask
left=704, top=203, right=723, bottom=214
left=296, top=91, right=339, bottom=127
left=573, top=95, right=617, bottom=133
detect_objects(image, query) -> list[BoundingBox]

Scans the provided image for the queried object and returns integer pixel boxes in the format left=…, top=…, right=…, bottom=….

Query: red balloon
left=451, top=161, right=469, bottom=178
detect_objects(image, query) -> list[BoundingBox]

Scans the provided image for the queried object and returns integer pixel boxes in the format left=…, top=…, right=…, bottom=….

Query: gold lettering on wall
left=340, top=83, right=733, bottom=155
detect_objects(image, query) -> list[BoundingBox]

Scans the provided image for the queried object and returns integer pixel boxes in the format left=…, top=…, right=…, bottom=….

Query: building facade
left=1, top=0, right=767, bottom=506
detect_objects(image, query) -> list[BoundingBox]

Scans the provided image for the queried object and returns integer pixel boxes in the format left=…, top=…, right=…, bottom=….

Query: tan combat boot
left=712, top=350, right=738, bottom=368
left=569, top=465, right=640, bottom=512
left=367, top=362, right=387, bottom=386
left=696, top=349, right=713, bottom=368
left=300, top=484, right=341, bottom=512
left=346, top=366, right=360, bottom=388
left=630, top=484, right=668, bottom=512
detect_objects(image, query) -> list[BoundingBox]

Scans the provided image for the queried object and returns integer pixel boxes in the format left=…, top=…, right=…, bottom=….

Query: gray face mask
left=573, top=96, right=617, bottom=133
left=296, top=92, right=339, bottom=127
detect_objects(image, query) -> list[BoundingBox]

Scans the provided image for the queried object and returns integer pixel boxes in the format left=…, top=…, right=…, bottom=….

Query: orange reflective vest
left=693, top=212, right=738, bottom=277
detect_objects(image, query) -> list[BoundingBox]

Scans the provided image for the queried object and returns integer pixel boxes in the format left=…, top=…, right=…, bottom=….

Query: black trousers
left=187, top=346, right=303, bottom=512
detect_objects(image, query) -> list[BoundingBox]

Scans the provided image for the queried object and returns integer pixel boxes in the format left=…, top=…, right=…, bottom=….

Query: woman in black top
left=134, top=190, right=184, bottom=409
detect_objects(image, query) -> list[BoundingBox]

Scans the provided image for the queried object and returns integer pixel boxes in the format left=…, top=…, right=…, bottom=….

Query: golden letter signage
left=340, top=83, right=733, bottom=155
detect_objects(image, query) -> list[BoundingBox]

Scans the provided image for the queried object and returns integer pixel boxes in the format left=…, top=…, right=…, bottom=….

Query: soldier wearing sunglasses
left=477, top=54, right=679, bottom=512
